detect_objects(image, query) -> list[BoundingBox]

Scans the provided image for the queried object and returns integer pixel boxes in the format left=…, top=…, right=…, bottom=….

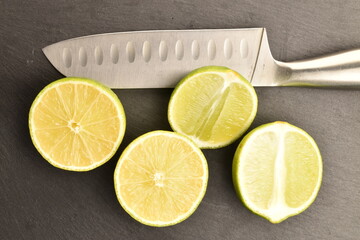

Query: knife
left=43, top=28, right=360, bottom=88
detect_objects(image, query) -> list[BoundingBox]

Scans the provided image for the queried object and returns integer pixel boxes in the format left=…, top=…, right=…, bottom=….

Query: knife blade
left=43, top=28, right=360, bottom=88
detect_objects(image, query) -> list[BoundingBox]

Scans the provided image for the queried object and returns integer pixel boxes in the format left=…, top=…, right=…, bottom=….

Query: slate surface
left=1, top=0, right=360, bottom=239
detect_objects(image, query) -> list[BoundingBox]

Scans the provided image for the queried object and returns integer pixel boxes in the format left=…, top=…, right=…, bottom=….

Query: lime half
left=168, top=66, right=258, bottom=149
left=233, top=121, right=322, bottom=223
left=114, top=131, right=208, bottom=227
left=29, top=78, right=126, bottom=171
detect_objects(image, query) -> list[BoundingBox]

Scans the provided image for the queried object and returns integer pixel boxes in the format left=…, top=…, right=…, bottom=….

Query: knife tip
left=42, top=45, right=50, bottom=55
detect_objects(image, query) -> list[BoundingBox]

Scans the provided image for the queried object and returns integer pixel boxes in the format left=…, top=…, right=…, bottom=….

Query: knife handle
left=278, top=49, right=360, bottom=87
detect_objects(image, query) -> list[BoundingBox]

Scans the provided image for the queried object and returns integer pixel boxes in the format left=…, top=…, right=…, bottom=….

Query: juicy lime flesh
left=114, top=131, right=208, bottom=226
left=284, top=133, right=321, bottom=208
left=30, top=79, right=125, bottom=170
left=241, top=132, right=277, bottom=210
left=169, top=67, right=257, bottom=148
left=235, top=122, right=322, bottom=223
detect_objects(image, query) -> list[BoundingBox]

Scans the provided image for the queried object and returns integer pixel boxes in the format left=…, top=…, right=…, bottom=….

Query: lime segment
left=232, top=121, right=322, bottom=223
left=168, top=66, right=257, bottom=149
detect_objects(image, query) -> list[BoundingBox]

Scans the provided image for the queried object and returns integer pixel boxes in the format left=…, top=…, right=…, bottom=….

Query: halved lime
left=168, top=66, right=258, bottom=149
left=114, top=131, right=208, bottom=227
left=232, top=121, right=322, bottom=223
left=29, top=78, right=126, bottom=171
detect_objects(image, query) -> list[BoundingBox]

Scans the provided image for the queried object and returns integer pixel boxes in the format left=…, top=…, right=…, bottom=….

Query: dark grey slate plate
left=1, top=1, right=359, bottom=239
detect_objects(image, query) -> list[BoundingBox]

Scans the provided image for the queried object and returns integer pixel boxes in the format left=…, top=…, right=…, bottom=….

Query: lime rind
left=114, top=130, right=208, bottom=227
left=232, top=121, right=322, bottom=223
left=168, top=66, right=258, bottom=149
left=29, top=77, right=126, bottom=171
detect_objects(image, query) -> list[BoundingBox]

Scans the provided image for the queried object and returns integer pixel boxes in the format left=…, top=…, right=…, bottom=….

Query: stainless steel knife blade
left=43, top=28, right=360, bottom=88
left=43, top=28, right=263, bottom=88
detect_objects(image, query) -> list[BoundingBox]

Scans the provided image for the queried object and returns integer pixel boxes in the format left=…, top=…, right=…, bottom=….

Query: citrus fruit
left=29, top=78, right=126, bottom=171
left=114, top=131, right=208, bottom=227
left=168, top=66, right=257, bottom=149
left=232, top=121, right=322, bottom=223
